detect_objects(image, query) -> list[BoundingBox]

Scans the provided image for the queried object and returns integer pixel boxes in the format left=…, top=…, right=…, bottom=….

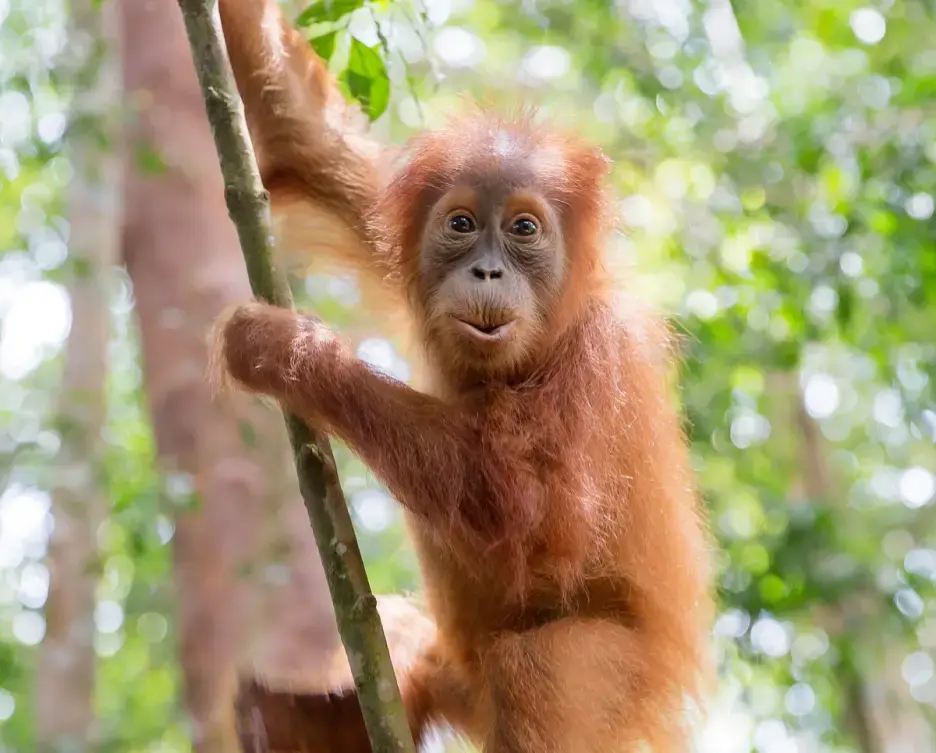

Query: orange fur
left=216, top=1, right=714, bottom=750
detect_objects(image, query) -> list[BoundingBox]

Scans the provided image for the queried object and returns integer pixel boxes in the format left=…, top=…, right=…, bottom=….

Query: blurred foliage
left=1, top=0, right=936, bottom=751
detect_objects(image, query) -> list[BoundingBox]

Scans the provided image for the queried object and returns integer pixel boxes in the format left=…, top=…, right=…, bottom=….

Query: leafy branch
left=296, top=0, right=391, bottom=120
left=174, top=0, right=415, bottom=751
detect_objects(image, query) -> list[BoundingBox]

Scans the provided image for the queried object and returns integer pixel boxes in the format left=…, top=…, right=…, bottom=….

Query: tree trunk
left=119, top=0, right=340, bottom=750
left=36, top=0, right=122, bottom=748
left=770, top=372, right=932, bottom=753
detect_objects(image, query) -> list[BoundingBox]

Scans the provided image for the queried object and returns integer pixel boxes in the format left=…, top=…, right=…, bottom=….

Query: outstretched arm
left=214, top=302, right=470, bottom=521
left=216, top=0, right=399, bottom=314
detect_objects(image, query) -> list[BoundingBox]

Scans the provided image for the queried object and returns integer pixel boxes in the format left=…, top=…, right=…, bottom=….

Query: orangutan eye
left=511, top=217, right=538, bottom=237
left=448, top=215, right=476, bottom=233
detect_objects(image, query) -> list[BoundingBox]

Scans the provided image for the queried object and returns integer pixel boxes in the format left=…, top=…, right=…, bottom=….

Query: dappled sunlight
left=1, top=0, right=934, bottom=749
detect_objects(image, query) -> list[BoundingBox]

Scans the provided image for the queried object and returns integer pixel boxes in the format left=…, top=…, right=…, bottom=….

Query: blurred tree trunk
left=795, top=396, right=934, bottom=753
left=119, top=0, right=340, bottom=750
left=791, top=388, right=885, bottom=753
left=769, top=372, right=932, bottom=753
left=35, top=0, right=122, bottom=748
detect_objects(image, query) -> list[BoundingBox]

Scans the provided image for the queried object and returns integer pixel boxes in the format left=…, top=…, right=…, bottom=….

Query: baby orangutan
left=213, top=1, right=714, bottom=750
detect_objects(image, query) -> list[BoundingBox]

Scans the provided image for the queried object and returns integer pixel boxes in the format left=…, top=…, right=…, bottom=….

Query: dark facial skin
left=417, top=169, right=567, bottom=377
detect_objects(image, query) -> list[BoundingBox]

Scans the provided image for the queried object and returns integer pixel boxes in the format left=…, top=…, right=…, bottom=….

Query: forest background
left=0, top=0, right=935, bottom=751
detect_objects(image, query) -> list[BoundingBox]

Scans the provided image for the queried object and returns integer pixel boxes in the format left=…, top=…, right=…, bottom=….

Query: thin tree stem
left=174, top=1, right=415, bottom=750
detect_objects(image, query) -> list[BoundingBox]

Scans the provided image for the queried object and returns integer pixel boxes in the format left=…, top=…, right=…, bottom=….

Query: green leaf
left=239, top=420, right=258, bottom=448
left=340, top=38, right=390, bottom=121
left=296, top=0, right=365, bottom=26
left=69, top=257, right=95, bottom=280
left=835, top=283, right=854, bottom=331
left=134, top=141, right=167, bottom=175
left=310, top=31, right=338, bottom=61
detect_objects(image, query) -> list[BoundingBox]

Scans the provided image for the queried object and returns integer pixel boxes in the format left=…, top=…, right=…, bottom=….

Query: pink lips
left=453, top=317, right=518, bottom=342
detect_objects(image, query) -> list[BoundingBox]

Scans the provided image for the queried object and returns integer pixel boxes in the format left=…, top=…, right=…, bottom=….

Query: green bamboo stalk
left=174, top=1, right=416, bottom=750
